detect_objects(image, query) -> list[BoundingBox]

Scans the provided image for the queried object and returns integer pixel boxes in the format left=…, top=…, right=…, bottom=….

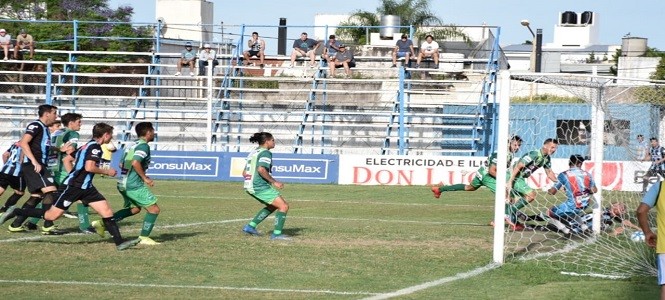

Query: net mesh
left=503, top=73, right=663, bottom=277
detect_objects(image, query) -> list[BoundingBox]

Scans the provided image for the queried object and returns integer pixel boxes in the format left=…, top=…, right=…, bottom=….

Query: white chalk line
left=0, top=279, right=379, bottom=296
left=361, top=263, right=501, bottom=300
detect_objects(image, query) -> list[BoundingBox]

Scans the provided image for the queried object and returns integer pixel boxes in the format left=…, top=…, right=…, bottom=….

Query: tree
left=0, top=0, right=151, bottom=56
left=336, top=0, right=467, bottom=45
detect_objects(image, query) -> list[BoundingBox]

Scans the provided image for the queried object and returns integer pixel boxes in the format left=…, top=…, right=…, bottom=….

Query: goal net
left=494, top=71, right=663, bottom=278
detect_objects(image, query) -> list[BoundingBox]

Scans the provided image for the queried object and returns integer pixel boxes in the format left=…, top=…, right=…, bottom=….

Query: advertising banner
left=338, top=154, right=652, bottom=192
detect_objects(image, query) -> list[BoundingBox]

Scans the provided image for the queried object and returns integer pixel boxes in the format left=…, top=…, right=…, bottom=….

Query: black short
left=247, top=50, right=260, bottom=57
left=0, top=172, right=24, bottom=192
left=54, top=185, right=105, bottom=210
left=21, top=163, right=55, bottom=193
left=335, top=61, right=356, bottom=68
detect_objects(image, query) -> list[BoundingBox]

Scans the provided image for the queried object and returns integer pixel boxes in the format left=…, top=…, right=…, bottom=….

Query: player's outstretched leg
left=243, top=207, right=274, bottom=236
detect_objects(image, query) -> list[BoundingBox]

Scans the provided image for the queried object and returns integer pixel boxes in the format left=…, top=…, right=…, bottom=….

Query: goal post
left=494, top=71, right=662, bottom=277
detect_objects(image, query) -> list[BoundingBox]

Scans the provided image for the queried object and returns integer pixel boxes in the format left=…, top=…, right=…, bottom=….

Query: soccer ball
left=630, top=231, right=646, bottom=242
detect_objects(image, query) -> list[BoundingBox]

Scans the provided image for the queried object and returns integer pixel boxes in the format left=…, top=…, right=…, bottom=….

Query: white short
left=658, top=254, right=665, bottom=285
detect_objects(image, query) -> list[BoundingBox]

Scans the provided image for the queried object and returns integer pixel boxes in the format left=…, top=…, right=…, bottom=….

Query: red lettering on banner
left=352, top=167, right=414, bottom=185
left=583, top=162, right=623, bottom=190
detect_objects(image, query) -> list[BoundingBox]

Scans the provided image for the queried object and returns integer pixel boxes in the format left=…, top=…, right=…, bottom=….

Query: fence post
left=45, top=58, right=52, bottom=105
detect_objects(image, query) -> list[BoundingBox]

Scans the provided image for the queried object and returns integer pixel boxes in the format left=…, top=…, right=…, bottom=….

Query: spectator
left=329, top=44, right=355, bottom=77
left=14, top=29, right=35, bottom=60
left=391, top=34, right=415, bottom=68
left=198, top=43, right=218, bottom=76
left=416, top=34, right=439, bottom=68
left=289, top=32, right=319, bottom=68
left=0, top=29, right=12, bottom=61
left=175, top=42, right=196, bottom=76
left=243, top=32, right=266, bottom=68
left=322, top=34, right=341, bottom=64
left=636, top=134, right=648, bottom=161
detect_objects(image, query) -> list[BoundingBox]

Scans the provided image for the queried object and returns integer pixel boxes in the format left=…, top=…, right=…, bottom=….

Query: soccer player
left=0, top=123, right=140, bottom=250
left=0, top=141, right=26, bottom=214
left=92, top=122, right=161, bottom=245
left=432, top=135, right=523, bottom=196
left=241, top=132, right=291, bottom=240
left=637, top=183, right=665, bottom=298
left=641, top=137, right=665, bottom=194
left=506, top=138, right=559, bottom=226
left=42, top=112, right=92, bottom=231
left=6, top=104, right=64, bottom=235
left=541, top=154, right=598, bottom=234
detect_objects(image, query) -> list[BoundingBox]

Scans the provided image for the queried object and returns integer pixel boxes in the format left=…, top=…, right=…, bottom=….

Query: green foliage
left=633, top=85, right=665, bottom=105
left=610, top=48, right=622, bottom=76
left=511, top=94, right=585, bottom=103
left=1, top=0, right=152, bottom=65
left=234, top=79, right=279, bottom=89
left=586, top=51, right=598, bottom=63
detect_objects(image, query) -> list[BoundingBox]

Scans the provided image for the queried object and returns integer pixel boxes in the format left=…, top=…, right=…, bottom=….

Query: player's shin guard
left=273, top=211, right=287, bottom=235
left=77, top=203, right=91, bottom=230
left=102, top=217, right=125, bottom=246
left=10, top=197, right=40, bottom=227
left=440, top=184, right=466, bottom=191
left=140, top=213, right=158, bottom=237
left=249, top=208, right=273, bottom=227
left=1, top=193, right=23, bottom=211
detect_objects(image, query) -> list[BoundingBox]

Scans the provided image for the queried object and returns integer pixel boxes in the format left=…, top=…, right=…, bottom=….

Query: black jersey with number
left=23, top=120, right=51, bottom=165
left=63, top=140, right=102, bottom=189
left=1, top=142, right=22, bottom=176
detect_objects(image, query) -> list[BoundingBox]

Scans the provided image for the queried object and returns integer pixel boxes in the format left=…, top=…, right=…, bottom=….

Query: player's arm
left=507, top=161, right=524, bottom=187
left=1, top=148, right=9, bottom=164
left=636, top=203, right=655, bottom=247
left=131, top=159, right=153, bottom=187
left=257, top=166, right=283, bottom=189
left=545, top=167, right=557, bottom=182
left=84, top=159, right=116, bottom=177
left=19, top=133, right=40, bottom=172
left=63, top=152, right=75, bottom=173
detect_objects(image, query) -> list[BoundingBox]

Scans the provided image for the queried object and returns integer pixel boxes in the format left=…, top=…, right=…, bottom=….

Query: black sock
left=40, top=203, right=54, bottom=227
left=11, top=200, right=39, bottom=227
left=102, top=217, right=125, bottom=245
left=2, top=193, right=23, bottom=211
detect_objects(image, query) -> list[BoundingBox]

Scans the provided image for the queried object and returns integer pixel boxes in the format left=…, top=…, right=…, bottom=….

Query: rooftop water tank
left=380, top=15, right=401, bottom=38
left=621, top=37, right=648, bottom=57
left=560, top=11, right=577, bottom=25
left=581, top=11, right=594, bottom=25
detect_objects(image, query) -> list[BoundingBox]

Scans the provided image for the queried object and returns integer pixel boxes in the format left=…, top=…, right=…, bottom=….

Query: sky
left=108, top=0, right=665, bottom=53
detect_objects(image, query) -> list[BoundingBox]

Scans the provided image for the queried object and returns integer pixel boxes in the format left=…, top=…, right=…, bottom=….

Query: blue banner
left=110, top=150, right=338, bottom=184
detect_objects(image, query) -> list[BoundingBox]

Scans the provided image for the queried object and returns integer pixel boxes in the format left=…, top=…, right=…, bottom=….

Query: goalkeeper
left=540, top=154, right=597, bottom=234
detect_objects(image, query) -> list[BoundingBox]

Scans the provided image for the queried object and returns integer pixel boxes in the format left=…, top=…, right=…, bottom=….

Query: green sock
left=77, top=203, right=90, bottom=230
left=273, top=211, right=287, bottom=235
left=514, top=198, right=529, bottom=210
left=440, top=184, right=466, bottom=191
left=140, top=213, right=158, bottom=237
left=112, top=207, right=135, bottom=222
left=249, top=208, right=272, bottom=227
left=27, top=203, right=43, bottom=225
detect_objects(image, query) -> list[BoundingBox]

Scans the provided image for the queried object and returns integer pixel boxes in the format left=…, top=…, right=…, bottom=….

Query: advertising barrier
left=112, top=151, right=339, bottom=184
left=337, top=154, right=652, bottom=192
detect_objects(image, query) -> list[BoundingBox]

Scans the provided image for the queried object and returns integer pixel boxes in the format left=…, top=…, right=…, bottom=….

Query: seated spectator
left=391, top=34, right=415, bottom=68
left=0, top=29, right=12, bottom=61
left=329, top=44, right=355, bottom=77
left=198, top=44, right=218, bottom=76
left=416, top=34, right=439, bottom=68
left=175, top=42, right=196, bottom=76
left=14, top=29, right=34, bottom=60
left=322, top=34, right=341, bottom=64
left=289, top=32, right=319, bottom=68
left=243, top=32, right=266, bottom=68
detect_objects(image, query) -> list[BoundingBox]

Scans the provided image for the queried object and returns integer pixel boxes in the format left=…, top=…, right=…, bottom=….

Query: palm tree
left=336, top=0, right=466, bottom=45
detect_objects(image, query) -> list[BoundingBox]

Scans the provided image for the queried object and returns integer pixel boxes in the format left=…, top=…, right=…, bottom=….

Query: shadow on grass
left=29, top=231, right=205, bottom=246
left=281, top=227, right=304, bottom=237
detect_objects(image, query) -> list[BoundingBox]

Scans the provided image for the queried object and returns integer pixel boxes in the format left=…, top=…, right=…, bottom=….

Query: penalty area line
left=0, top=279, right=380, bottom=296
